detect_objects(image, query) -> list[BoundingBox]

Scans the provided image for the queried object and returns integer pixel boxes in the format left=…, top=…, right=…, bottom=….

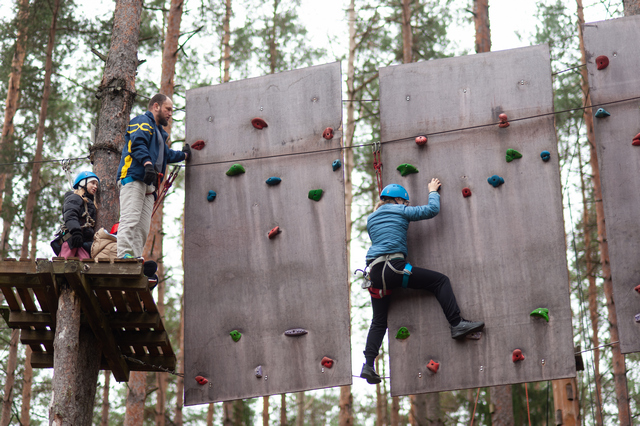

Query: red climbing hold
left=512, top=349, right=525, bottom=363
left=462, top=187, right=472, bottom=198
left=415, top=136, right=427, bottom=146
left=426, top=359, right=439, bottom=373
left=632, top=133, right=640, bottom=146
left=195, top=376, right=208, bottom=385
left=323, top=127, right=334, bottom=140
left=498, top=113, right=509, bottom=128
left=321, top=357, right=334, bottom=368
left=252, top=118, right=268, bottom=129
left=192, top=140, right=205, bottom=150
left=634, top=284, right=640, bottom=294
left=596, top=55, right=609, bottom=70
left=268, top=226, right=281, bottom=239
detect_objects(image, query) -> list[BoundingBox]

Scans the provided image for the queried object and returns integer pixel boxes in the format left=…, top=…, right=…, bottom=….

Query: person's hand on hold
left=428, top=178, right=441, bottom=193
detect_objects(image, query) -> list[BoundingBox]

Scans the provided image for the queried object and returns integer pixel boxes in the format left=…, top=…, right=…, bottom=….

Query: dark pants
left=363, top=258, right=461, bottom=364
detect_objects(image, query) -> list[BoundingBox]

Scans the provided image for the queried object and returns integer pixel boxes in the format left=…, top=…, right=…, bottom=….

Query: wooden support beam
left=0, top=275, right=40, bottom=287
left=0, top=286, right=21, bottom=311
left=9, top=311, right=53, bottom=327
left=20, top=329, right=54, bottom=345
left=0, top=258, right=36, bottom=274
left=106, top=312, right=160, bottom=328
left=31, top=352, right=176, bottom=371
left=79, top=260, right=143, bottom=278
left=64, top=261, right=130, bottom=382
left=90, top=276, right=149, bottom=291
left=116, top=330, right=170, bottom=347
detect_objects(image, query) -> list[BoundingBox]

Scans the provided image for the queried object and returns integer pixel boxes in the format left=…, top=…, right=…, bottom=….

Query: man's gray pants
left=117, top=180, right=155, bottom=258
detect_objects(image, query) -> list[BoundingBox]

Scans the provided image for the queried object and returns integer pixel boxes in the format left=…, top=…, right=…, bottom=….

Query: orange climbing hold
left=323, top=127, right=334, bottom=140
left=252, top=118, right=268, bottom=129
left=192, top=140, right=205, bottom=150
left=321, top=357, right=334, bottom=368
left=596, top=55, right=609, bottom=70
left=268, top=226, right=281, bottom=239
left=632, top=133, right=640, bottom=146
left=512, top=349, right=525, bottom=363
left=415, top=136, right=427, bottom=146
left=426, top=359, right=439, bottom=373
left=498, top=113, right=509, bottom=128
left=195, top=376, right=208, bottom=385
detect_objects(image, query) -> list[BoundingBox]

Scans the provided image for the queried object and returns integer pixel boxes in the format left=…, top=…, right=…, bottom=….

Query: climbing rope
left=151, top=165, right=180, bottom=217
left=469, top=388, right=480, bottom=426
left=525, top=383, right=531, bottom=426
left=372, top=141, right=383, bottom=195
left=121, top=354, right=184, bottom=377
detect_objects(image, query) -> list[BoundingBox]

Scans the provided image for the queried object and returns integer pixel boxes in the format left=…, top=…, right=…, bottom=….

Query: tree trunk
left=280, top=394, right=287, bottom=425
left=577, top=1, right=630, bottom=424
left=101, top=371, right=110, bottom=426
left=552, top=378, right=581, bottom=426
left=174, top=295, right=185, bottom=426
left=490, top=385, right=513, bottom=426
left=223, top=401, right=233, bottom=426
left=263, top=397, right=269, bottom=426
left=473, top=0, right=491, bottom=53
left=20, top=0, right=61, bottom=257
left=401, top=0, right=412, bottom=63
left=0, top=209, right=12, bottom=257
left=390, top=397, right=400, bottom=426
left=424, top=394, right=443, bottom=425
left=296, top=392, right=304, bottom=426
left=623, top=0, right=640, bottom=14
left=269, top=0, right=279, bottom=74
left=20, top=347, right=33, bottom=426
left=206, top=403, right=214, bottom=425
left=0, top=0, right=29, bottom=217
left=222, top=0, right=232, bottom=82
left=0, top=329, right=20, bottom=426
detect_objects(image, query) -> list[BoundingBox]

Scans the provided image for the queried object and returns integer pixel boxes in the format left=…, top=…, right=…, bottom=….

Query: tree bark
left=174, top=295, right=185, bottom=426
left=409, top=394, right=427, bottom=426
left=296, top=392, right=304, bottom=426
left=223, top=401, right=233, bottom=426
left=401, top=0, right=412, bottom=63
left=424, top=394, right=443, bottom=425
left=206, top=403, right=214, bottom=425
left=20, top=347, right=33, bottom=426
left=101, top=371, right=110, bottom=426
left=0, top=329, right=20, bottom=426
left=623, top=0, right=640, bottom=15
left=263, top=397, right=269, bottom=426
left=473, top=0, right=491, bottom=53
left=490, top=385, right=513, bottom=426
left=222, top=0, right=232, bottom=82
left=0, top=0, right=29, bottom=217
left=552, top=378, right=581, bottom=425
left=390, top=396, right=400, bottom=426
left=269, top=0, right=279, bottom=74
left=280, top=394, right=287, bottom=425
left=20, top=0, right=61, bottom=257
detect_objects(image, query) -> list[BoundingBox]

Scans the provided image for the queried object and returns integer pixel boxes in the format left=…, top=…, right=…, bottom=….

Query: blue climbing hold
left=332, top=159, right=342, bottom=171
left=595, top=108, right=610, bottom=118
left=540, top=150, right=551, bottom=162
left=266, top=177, right=282, bottom=186
left=207, top=190, right=217, bottom=202
left=487, top=175, right=505, bottom=187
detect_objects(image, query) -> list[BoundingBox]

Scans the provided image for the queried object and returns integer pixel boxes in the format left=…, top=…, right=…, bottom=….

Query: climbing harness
left=151, top=165, right=180, bottom=217
left=372, top=142, right=383, bottom=196
left=358, top=253, right=412, bottom=298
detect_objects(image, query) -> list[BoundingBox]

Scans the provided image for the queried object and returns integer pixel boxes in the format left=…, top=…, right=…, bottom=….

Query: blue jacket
left=366, top=192, right=440, bottom=263
left=117, top=111, right=185, bottom=183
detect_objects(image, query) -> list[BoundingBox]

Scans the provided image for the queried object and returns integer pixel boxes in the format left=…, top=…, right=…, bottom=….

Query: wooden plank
left=31, top=352, right=177, bottom=371
left=379, top=45, right=575, bottom=395
left=138, top=290, right=158, bottom=314
left=95, top=289, right=115, bottom=313
left=583, top=15, right=640, bottom=354
left=21, top=329, right=55, bottom=345
left=0, top=275, right=40, bottom=287
left=90, top=277, right=149, bottom=291
left=108, top=290, right=146, bottom=355
left=64, top=261, right=130, bottom=382
left=36, top=260, right=59, bottom=326
left=116, top=330, right=170, bottom=347
left=9, top=312, right=53, bottom=327
left=16, top=288, right=38, bottom=312
left=0, top=259, right=36, bottom=274
left=123, top=290, right=143, bottom=313
left=80, top=260, right=143, bottom=278
left=1, top=287, right=21, bottom=311
left=106, top=312, right=160, bottom=328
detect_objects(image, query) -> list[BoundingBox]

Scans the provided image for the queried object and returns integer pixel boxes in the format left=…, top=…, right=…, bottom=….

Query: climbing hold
left=462, top=187, right=472, bottom=198
left=635, top=313, right=640, bottom=323
left=230, top=330, right=242, bottom=342
left=487, top=175, right=505, bottom=187
left=321, top=357, right=334, bottom=368
left=466, top=332, right=482, bottom=340
left=332, top=159, right=342, bottom=171
left=207, top=190, right=216, bottom=202
left=595, top=108, right=610, bottom=118
left=512, top=349, right=525, bottom=363
left=308, top=189, right=323, bottom=201
left=268, top=226, right=281, bottom=239
left=635, top=284, right=640, bottom=294
left=284, top=328, right=308, bottom=336
left=195, top=375, right=208, bottom=385
left=192, top=140, right=205, bottom=150
left=632, top=133, right=640, bottom=146
left=505, top=148, right=523, bottom=163
left=595, top=55, right=609, bottom=70
left=255, top=366, right=263, bottom=378
left=396, top=163, right=419, bottom=177
left=426, top=359, right=439, bottom=373
left=251, top=118, right=268, bottom=129
left=415, top=136, right=427, bottom=146
left=226, top=164, right=245, bottom=176
left=498, top=113, right=509, bottom=128
left=395, top=327, right=410, bottom=340
left=530, top=308, right=549, bottom=322
left=266, top=177, right=282, bottom=186
left=540, top=150, right=551, bottom=162
left=323, top=127, right=334, bottom=140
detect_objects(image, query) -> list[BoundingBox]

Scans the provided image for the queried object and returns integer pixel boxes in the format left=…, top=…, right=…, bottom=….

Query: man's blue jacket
left=117, top=111, right=185, bottom=183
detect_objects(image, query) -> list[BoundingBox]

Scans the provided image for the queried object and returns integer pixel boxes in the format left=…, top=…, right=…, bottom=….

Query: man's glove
left=69, top=230, right=84, bottom=249
left=143, top=164, right=157, bottom=186
left=182, top=144, right=191, bottom=161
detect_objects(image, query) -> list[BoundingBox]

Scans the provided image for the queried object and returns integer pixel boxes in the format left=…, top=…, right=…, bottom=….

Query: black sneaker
left=360, top=364, right=381, bottom=384
left=450, top=319, right=485, bottom=339
left=143, top=260, right=158, bottom=277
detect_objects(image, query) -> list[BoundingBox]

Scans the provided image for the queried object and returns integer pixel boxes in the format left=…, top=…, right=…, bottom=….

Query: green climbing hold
left=226, top=164, right=245, bottom=176
left=396, top=163, right=419, bottom=177
left=530, top=308, right=549, bottom=322
left=308, top=189, right=324, bottom=201
left=506, top=149, right=523, bottom=163
left=230, top=330, right=242, bottom=342
left=395, top=327, right=410, bottom=340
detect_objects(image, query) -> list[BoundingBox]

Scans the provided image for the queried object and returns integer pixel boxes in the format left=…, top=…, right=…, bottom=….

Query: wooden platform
left=0, top=257, right=176, bottom=382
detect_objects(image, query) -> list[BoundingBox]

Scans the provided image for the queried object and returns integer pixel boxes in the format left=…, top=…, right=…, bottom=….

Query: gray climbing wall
left=584, top=16, right=640, bottom=355
left=378, top=45, right=576, bottom=396
left=183, top=62, right=351, bottom=404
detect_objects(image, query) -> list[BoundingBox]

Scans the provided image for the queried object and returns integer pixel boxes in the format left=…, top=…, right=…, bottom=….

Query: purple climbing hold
left=284, top=328, right=308, bottom=336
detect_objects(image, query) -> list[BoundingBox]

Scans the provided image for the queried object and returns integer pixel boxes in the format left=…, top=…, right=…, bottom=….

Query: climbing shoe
left=450, top=319, right=485, bottom=339
left=360, top=364, right=382, bottom=384
left=122, top=253, right=135, bottom=259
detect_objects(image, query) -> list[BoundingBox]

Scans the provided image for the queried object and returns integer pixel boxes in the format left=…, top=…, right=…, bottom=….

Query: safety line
left=469, top=388, right=480, bottom=426
left=575, top=341, right=619, bottom=354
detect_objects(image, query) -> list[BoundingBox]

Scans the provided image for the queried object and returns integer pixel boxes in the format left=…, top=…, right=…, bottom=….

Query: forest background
left=0, top=0, right=638, bottom=424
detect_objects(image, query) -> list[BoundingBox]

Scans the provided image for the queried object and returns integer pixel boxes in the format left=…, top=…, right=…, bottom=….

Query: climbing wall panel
left=183, top=62, right=351, bottom=404
left=379, top=45, right=575, bottom=395
left=584, top=15, right=640, bottom=354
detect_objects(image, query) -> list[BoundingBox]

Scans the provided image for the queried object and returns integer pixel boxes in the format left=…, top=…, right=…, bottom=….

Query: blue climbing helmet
left=380, top=184, right=409, bottom=201
left=73, top=171, right=100, bottom=189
